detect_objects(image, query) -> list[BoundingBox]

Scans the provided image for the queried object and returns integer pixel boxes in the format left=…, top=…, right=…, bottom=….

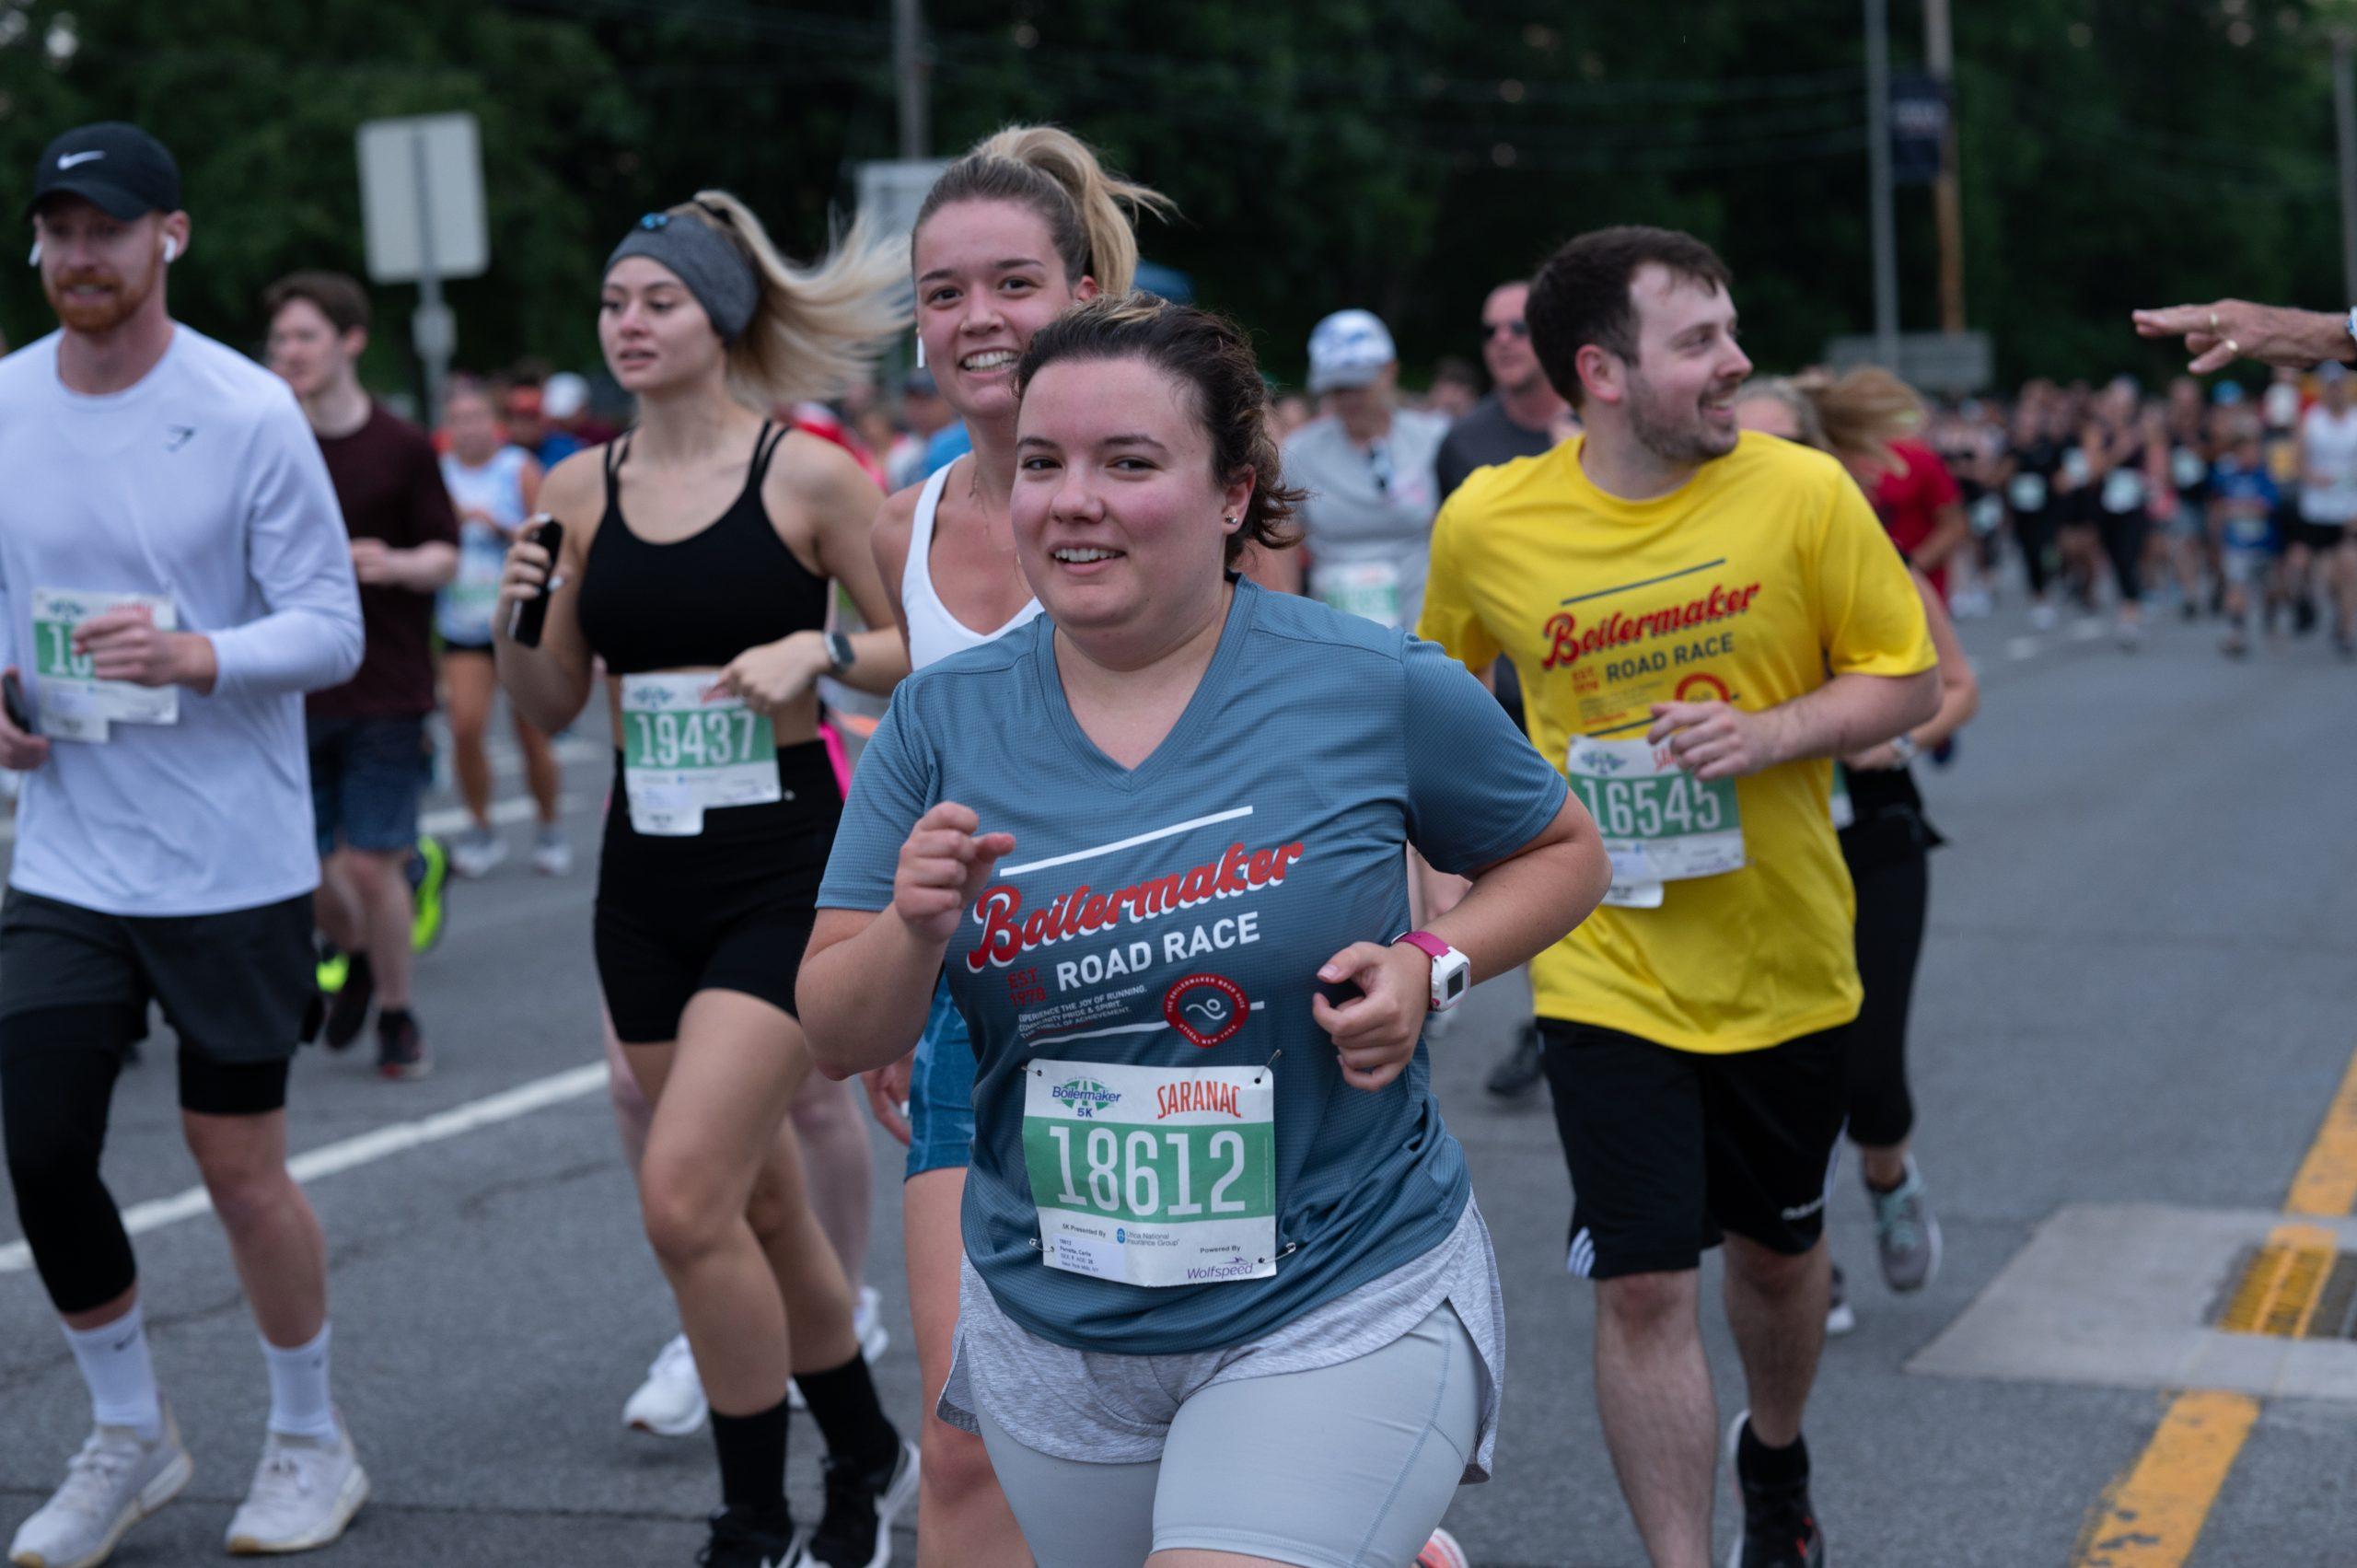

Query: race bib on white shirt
left=1312, top=560, right=1406, bottom=628
left=1022, top=1058, right=1277, bottom=1288
left=1566, top=735, right=1746, bottom=889
left=619, top=673, right=781, bottom=837
left=29, top=588, right=180, bottom=743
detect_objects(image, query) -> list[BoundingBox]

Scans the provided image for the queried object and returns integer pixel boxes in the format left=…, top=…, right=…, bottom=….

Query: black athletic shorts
left=1538, top=1019, right=1848, bottom=1280
left=0, top=888, right=312, bottom=1111
left=2291, top=519, right=2353, bottom=556
left=595, top=739, right=842, bottom=1044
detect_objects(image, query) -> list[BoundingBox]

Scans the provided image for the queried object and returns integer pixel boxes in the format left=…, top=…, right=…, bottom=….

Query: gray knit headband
left=606, top=210, right=759, bottom=343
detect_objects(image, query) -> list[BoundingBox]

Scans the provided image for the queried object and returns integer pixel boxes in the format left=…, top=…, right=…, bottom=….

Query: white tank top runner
left=900, top=458, right=1042, bottom=672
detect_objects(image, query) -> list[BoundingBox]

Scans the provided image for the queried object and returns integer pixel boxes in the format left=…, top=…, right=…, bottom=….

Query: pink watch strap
left=1394, top=931, right=1450, bottom=961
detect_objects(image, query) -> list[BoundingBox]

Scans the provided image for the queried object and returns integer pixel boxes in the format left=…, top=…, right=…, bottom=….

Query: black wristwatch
left=825, top=631, right=855, bottom=675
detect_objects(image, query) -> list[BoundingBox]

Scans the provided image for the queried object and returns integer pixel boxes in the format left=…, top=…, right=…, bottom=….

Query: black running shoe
left=1726, top=1414, right=1826, bottom=1568
left=1484, top=1021, right=1546, bottom=1099
left=375, top=1008, right=430, bottom=1081
left=803, top=1439, right=917, bottom=1568
left=696, top=1505, right=797, bottom=1568
left=323, top=952, right=375, bottom=1051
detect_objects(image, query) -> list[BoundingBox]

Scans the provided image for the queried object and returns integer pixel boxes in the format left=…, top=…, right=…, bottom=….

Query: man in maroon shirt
left=264, top=273, right=458, bottom=1079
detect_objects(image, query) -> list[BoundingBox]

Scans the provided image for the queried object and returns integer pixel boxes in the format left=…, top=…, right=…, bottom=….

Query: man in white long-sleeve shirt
left=0, top=122, right=371, bottom=1565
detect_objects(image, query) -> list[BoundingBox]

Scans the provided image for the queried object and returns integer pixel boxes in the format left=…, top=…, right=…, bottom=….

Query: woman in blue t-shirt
left=800, top=297, right=1611, bottom=1568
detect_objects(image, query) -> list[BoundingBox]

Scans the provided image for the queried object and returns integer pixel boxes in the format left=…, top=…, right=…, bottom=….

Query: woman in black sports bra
left=493, top=194, right=914, bottom=1568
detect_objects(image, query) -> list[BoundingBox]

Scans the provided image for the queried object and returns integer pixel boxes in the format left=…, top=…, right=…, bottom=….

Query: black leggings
left=1840, top=840, right=1930, bottom=1149
left=2016, top=511, right=2055, bottom=598
left=0, top=1006, right=140, bottom=1314
left=2101, top=510, right=2149, bottom=605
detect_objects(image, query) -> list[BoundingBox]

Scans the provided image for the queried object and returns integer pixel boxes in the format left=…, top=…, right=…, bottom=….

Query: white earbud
left=162, top=237, right=178, bottom=263
left=914, top=335, right=925, bottom=369
left=27, top=240, right=40, bottom=267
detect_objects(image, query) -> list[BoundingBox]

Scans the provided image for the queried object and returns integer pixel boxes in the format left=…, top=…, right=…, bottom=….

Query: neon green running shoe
left=408, top=834, right=448, bottom=954
left=315, top=948, right=351, bottom=995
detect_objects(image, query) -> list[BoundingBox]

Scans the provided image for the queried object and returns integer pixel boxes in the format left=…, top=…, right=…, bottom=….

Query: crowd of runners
left=0, top=113, right=2340, bottom=1568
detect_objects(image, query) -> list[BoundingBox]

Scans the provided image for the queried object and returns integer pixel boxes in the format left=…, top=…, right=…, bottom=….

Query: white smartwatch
left=1394, top=931, right=1472, bottom=1012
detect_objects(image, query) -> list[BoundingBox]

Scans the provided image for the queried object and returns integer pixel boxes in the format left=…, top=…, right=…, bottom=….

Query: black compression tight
left=0, top=1006, right=139, bottom=1315
left=1842, top=848, right=1930, bottom=1149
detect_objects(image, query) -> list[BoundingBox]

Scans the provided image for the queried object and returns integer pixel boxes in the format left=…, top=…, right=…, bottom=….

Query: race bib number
left=2101, top=469, right=2145, bottom=514
left=29, top=589, right=179, bottom=743
left=1313, top=560, right=1405, bottom=628
left=2008, top=472, right=2048, bottom=511
left=1829, top=765, right=1855, bottom=830
left=1021, top=1059, right=1276, bottom=1289
left=440, top=527, right=505, bottom=643
left=2173, top=448, right=2206, bottom=491
left=1566, top=735, right=1745, bottom=886
left=620, top=673, right=780, bottom=837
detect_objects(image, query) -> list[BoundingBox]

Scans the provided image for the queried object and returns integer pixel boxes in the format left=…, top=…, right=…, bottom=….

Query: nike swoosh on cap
left=57, top=150, right=106, bottom=168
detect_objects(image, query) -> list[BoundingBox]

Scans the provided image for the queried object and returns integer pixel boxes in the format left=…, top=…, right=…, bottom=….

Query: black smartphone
left=507, top=517, right=564, bottom=648
left=3, top=671, right=37, bottom=736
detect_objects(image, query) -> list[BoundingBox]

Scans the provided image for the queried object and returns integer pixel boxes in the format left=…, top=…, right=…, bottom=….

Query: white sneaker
left=223, top=1420, right=368, bottom=1555
left=9, top=1406, right=192, bottom=1568
left=447, top=828, right=507, bottom=879
left=790, top=1287, right=890, bottom=1412
left=624, top=1333, right=708, bottom=1437
left=530, top=826, right=573, bottom=877
left=2028, top=600, right=2060, bottom=632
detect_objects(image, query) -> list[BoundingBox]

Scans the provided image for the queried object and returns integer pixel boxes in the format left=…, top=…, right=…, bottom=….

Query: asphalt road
left=4, top=595, right=2354, bottom=1567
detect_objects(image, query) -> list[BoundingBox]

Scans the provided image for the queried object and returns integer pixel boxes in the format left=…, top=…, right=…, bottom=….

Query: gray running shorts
left=974, top=1302, right=1480, bottom=1568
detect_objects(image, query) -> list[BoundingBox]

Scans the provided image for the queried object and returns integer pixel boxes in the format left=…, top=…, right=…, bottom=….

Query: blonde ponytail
left=669, top=192, right=909, bottom=411
left=913, top=124, right=1173, bottom=296
left=1745, top=366, right=1924, bottom=472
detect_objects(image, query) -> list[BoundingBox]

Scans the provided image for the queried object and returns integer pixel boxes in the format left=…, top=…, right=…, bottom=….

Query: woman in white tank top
left=859, top=128, right=1167, bottom=1565
left=435, top=380, right=565, bottom=877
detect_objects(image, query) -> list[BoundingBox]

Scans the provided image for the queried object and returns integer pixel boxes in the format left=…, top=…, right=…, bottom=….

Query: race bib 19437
left=620, top=673, right=781, bottom=837
left=29, top=588, right=180, bottom=743
left=1565, top=734, right=1745, bottom=899
left=1021, top=1058, right=1276, bottom=1289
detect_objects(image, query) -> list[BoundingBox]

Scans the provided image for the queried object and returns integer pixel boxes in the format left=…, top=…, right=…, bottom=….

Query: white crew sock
left=261, top=1322, right=339, bottom=1442
left=61, top=1302, right=163, bottom=1441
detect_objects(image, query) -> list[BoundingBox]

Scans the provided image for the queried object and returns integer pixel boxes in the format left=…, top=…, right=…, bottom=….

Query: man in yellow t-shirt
left=1419, top=226, right=1935, bottom=1568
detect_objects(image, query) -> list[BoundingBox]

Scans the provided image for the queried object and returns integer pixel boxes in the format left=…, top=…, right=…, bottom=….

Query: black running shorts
left=1538, top=1019, right=1848, bottom=1280
left=0, top=888, right=314, bottom=1071
left=594, top=740, right=842, bottom=1044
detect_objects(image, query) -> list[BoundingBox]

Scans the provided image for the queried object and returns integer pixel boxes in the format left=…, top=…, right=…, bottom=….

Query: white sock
left=62, top=1302, right=163, bottom=1441
left=261, top=1322, right=339, bottom=1442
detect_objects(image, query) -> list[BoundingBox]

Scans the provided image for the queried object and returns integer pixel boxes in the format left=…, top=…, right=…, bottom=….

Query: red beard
left=45, top=261, right=156, bottom=335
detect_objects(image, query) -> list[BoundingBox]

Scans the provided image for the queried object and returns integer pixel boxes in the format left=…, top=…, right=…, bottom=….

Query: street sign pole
left=409, top=132, right=451, bottom=429
left=1865, top=0, right=1901, bottom=366
left=357, top=113, right=487, bottom=428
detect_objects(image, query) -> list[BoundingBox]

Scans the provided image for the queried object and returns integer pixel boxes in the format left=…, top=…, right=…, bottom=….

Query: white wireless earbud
left=162, top=237, right=178, bottom=263
left=914, top=336, right=925, bottom=369
left=27, top=240, right=40, bottom=267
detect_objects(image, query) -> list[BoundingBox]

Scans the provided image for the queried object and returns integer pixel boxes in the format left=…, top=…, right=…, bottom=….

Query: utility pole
left=1924, top=0, right=1965, bottom=333
left=2335, top=29, right=2357, bottom=306
left=1865, top=0, right=1900, bottom=366
left=893, top=0, right=929, bottom=160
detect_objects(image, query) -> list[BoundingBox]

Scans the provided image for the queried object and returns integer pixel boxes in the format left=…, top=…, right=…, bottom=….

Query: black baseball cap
left=24, top=122, right=181, bottom=222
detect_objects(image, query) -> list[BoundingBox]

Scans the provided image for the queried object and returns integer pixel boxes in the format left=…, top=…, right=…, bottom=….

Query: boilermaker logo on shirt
left=1539, top=567, right=1762, bottom=672
left=963, top=818, right=1306, bottom=973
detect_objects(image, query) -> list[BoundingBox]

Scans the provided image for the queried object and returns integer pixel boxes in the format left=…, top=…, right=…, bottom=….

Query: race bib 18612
left=1312, top=560, right=1405, bottom=628
left=29, top=588, right=180, bottom=743
left=619, top=673, right=781, bottom=837
left=1020, top=1058, right=1276, bottom=1289
left=1566, top=734, right=1745, bottom=889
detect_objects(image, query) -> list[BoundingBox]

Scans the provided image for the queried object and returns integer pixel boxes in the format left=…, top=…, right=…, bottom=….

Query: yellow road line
left=2287, top=1045, right=2357, bottom=1217
left=2068, top=1038, right=2357, bottom=1566
left=2071, top=1391, right=2262, bottom=1568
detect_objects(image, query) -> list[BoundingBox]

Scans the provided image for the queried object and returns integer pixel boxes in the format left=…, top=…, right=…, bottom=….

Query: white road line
left=2007, top=636, right=2041, bottom=661
left=0, top=1063, right=610, bottom=1277
left=422, top=793, right=582, bottom=837
left=2070, top=617, right=2108, bottom=642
